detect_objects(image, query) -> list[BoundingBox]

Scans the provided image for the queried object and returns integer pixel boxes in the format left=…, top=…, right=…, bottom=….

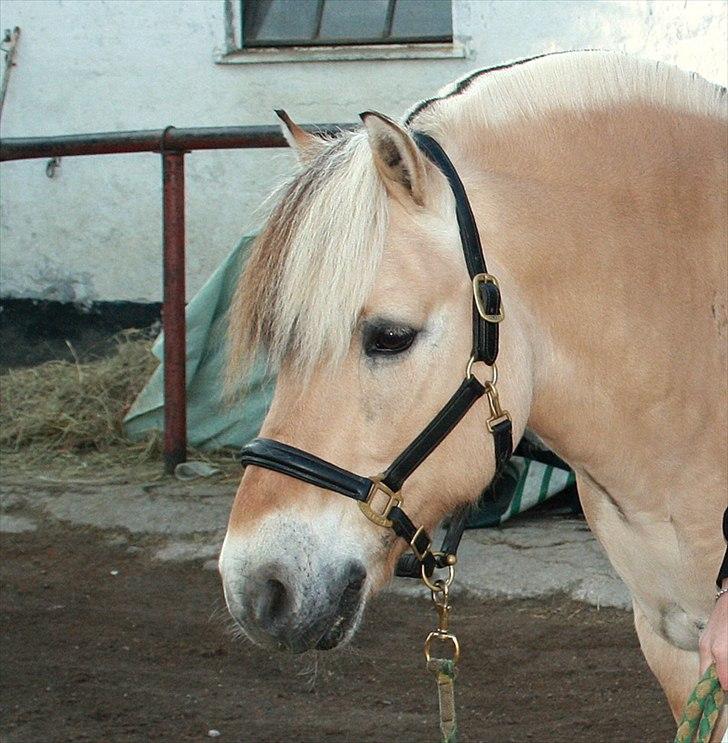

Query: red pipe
left=0, top=123, right=354, bottom=161
left=162, top=150, right=187, bottom=474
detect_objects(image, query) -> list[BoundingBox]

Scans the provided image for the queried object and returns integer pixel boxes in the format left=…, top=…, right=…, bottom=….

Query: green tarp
left=124, top=235, right=274, bottom=450
left=468, top=457, right=576, bottom=528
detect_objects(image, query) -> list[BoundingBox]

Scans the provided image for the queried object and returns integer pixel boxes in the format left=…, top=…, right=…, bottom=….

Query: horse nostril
left=255, top=577, right=290, bottom=630
left=345, top=561, right=367, bottom=593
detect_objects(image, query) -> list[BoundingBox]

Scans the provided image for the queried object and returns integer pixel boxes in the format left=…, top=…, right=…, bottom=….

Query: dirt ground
left=1, top=524, right=675, bottom=743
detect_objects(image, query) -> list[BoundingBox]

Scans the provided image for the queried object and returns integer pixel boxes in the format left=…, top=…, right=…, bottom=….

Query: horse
left=219, top=50, right=727, bottom=735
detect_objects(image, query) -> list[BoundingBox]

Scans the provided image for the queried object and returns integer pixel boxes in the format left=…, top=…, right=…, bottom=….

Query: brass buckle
left=409, top=525, right=432, bottom=562
left=358, top=476, right=401, bottom=528
left=484, top=380, right=511, bottom=432
left=472, top=273, right=504, bottom=323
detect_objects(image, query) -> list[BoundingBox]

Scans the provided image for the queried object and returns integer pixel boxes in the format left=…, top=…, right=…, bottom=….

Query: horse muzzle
left=222, top=552, right=367, bottom=653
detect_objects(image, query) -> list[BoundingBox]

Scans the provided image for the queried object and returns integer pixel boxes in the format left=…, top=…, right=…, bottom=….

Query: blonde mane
left=406, top=50, right=726, bottom=134
left=227, top=130, right=387, bottom=387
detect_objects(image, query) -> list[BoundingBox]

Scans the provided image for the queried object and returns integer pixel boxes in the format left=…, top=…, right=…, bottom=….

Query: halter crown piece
left=237, top=131, right=513, bottom=579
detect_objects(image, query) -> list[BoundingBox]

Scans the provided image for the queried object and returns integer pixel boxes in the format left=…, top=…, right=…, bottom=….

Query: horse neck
left=433, top=101, right=727, bottom=480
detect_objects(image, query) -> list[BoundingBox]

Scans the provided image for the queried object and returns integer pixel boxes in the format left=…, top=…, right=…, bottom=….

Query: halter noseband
left=237, top=131, right=513, bottom=579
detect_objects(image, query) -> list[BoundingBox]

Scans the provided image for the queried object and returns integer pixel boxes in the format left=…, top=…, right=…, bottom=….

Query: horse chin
left=314, top=602, right=365, bottom=651
left=309, top=583, right=367, bottom=652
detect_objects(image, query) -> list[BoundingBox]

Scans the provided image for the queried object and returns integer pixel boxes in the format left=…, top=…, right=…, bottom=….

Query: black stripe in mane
left=404, top=50, right=590, bottom=127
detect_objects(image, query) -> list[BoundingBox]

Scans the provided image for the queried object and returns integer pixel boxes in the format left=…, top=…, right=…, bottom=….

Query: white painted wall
left=0, top=0, right=725, bottom=303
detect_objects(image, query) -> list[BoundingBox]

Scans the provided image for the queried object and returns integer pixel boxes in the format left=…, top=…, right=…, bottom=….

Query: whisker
left=295, top=655, right=319, bottom=691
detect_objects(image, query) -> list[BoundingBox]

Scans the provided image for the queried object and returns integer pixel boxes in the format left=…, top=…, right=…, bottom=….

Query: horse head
left=219, top=111, right=531, bottom=652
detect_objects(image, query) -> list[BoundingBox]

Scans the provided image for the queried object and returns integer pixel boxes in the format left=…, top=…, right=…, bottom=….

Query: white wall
left=0, top=0, right=725, bottom=303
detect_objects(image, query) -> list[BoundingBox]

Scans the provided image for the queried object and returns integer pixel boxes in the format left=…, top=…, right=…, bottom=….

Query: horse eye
left=364, top=324, right=418, bottom=357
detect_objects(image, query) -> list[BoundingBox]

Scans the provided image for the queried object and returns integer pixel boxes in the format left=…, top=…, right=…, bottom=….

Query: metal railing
left=0, top=123, right=352, bottom=472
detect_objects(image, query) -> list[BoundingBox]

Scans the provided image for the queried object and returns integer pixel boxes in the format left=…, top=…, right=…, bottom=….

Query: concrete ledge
left=390, top=518, right=631, bottom=610
left=1, top=480, right=630, bottom=610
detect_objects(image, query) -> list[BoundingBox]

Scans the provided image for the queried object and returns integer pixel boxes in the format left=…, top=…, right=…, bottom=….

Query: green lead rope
left=674, top=665, right=725, bottom=743
left=426, top=648, right=726, bottom=743
left=427, top=658, right=458, bottom=743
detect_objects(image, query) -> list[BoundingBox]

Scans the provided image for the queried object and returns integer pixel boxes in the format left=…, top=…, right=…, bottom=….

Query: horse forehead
left=369, top=234, right=463, bottom=310
left=383, top=198, right=462, bottom=271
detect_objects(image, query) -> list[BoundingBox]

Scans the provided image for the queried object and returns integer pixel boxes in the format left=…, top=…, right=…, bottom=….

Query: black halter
left=238, top=131, right=513, bottom=579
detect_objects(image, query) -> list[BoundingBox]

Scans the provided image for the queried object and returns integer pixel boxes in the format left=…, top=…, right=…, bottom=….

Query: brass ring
left=421, top=561, right=455, bottom=591
left=424, top=631, right=461, bottom=664
left=465, top=357, right=498, bottom=385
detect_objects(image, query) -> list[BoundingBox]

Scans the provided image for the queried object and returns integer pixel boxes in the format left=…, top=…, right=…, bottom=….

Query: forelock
left=227, top=130, right=388, bottom=388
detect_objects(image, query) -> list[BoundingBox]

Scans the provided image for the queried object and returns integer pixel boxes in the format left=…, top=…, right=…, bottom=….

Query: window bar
left=383, top=0, right=396, bottom=39
left=314, top=0, right=325, bottom=40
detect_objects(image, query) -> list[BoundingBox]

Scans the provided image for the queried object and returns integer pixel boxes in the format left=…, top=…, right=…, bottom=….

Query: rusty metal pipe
left=0, top=123, right=354, bottom=161
left=162, top=150, right=187, bottom=474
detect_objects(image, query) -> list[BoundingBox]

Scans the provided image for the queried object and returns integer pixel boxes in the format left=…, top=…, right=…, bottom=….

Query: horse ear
left=359, top=111, right=427, bottom=207
left=275, top=109, right=327, bottom=164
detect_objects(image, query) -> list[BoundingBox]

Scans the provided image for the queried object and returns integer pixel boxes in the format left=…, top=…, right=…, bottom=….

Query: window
left=242, top=0, right=452, bottom=48
left=217, top=0, right=466, bottom=63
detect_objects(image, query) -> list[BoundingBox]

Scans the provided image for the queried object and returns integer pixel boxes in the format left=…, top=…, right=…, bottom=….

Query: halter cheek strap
left=237, top=130, right=513, bottom=578
left=411, top=132, right=501, bottom=368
